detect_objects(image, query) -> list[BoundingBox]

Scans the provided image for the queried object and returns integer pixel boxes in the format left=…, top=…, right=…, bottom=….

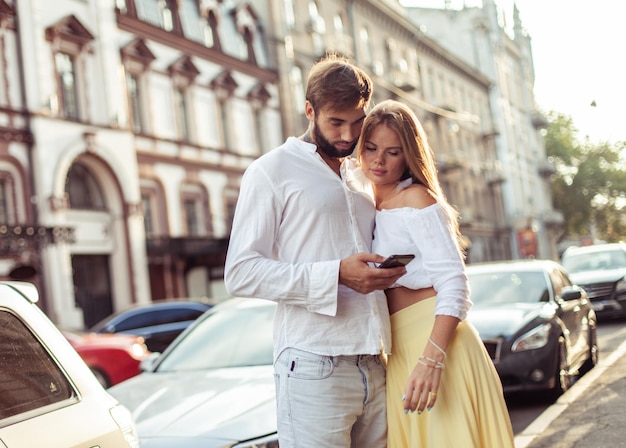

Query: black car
left=561, top=243, right=626, bottom=320
left=466, top=260, right=598, bottom=398
left=89, top=300, right=213, bottom=353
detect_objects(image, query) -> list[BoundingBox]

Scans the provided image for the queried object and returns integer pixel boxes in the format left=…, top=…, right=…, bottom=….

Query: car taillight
left=110, top=403, right=140, bottom=448
left=129, top=341, right=150, bottom=359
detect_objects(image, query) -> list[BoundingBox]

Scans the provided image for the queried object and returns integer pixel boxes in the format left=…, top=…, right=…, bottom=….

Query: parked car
left=561, top=243, right=626, bottom=319
left=62, top=330, right=151, bottom=388
left=466, top=259, right=598, bottom=398
left=0, top=281, right=139, bottom=448
left=108, top=297, right=277, bottom=448
left=89, top=300, right=214, bottom=353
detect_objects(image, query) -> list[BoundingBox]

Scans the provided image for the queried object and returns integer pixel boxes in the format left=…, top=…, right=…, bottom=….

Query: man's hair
left=305, top=53, right=372, bottom=112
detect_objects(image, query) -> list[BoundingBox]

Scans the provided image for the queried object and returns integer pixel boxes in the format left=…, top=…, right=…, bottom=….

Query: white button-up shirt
left=225, top=137, right=391, bottom=360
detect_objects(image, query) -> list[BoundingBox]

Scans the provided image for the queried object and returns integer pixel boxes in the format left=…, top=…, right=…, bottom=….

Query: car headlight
left=230, top=433, right=279, bottom=448
left=616, top=278, right=626, bottom=292
left=511, top=323, right=551, bottom=352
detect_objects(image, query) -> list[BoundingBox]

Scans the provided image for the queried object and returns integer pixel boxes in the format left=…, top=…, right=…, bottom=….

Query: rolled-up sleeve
left=224, top=162, right=340, bottom=316
left=404, top=205, right=472, bottom=320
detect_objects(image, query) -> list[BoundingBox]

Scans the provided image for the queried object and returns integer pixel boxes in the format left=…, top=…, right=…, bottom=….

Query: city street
left=508, top=318, right=626, bottom=434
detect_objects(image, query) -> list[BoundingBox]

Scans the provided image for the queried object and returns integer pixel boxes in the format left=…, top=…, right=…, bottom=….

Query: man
left=224, top=53, right=404, bottom=447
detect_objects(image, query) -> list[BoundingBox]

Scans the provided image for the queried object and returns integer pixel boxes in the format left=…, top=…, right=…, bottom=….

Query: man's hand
left=338, top=253, right=406, bottom=294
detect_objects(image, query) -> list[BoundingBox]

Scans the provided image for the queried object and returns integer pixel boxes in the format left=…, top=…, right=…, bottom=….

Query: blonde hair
left=358, top=100, right=463, bottom=243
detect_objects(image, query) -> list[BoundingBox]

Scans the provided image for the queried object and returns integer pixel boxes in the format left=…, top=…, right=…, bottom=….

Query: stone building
left=0, top=0, right=281, bottom=329
left=258, top=0, right=512, bottom=262
left=404, top=0, right=564, bottom=260
left=0, top=0, right=560, bottom=329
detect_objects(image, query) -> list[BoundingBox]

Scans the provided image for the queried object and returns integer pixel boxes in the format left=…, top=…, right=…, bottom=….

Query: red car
left=63, top=330, right=151, bottom=388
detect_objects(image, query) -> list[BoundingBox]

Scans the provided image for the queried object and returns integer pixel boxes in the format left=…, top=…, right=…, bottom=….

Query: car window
left=109, top=305, right=206, bottom=332
left=562, top=249, right=626, bottom=273
left=157, top=303, right=274, bottom=371
left=468, top=271, right=548, bottom=304
left=0, top=310, right=76, bottom=422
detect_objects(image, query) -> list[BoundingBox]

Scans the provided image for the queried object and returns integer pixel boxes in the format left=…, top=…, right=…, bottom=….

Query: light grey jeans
left=274, top=347, right=387, bottom=448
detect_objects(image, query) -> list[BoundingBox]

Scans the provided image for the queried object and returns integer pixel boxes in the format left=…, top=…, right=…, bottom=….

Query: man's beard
left=312, top=121, right=357, bottom=158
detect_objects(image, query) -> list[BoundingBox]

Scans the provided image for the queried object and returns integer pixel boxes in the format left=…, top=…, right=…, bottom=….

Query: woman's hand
left=402, top=316, right=458, bottom=414
left=403, top=352, right=444, bottom=414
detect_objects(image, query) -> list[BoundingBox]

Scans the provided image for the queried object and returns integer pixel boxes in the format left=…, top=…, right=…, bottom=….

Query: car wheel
left=580, top=323, right=599, bottom=375
left=90, top=367, right=110, bottom=389
left=551, top=336, right=572, bottom=399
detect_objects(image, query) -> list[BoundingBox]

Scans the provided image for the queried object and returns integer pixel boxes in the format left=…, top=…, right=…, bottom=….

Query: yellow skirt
left=387, top=297, right=514, bottom=448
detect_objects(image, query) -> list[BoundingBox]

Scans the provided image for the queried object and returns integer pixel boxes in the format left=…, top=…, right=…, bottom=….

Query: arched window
left=65, top=163, right=106, bottom=210
left=0, top=174, right=14, bottom=224
left=180, top=182, right=211, bottom=236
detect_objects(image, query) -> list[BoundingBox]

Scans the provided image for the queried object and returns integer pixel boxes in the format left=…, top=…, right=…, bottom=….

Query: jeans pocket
left=285, top=350, right=334, bottom=380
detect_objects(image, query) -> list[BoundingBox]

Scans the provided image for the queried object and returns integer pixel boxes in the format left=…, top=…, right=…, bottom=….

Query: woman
left=357, top=100, right=514, bottom=447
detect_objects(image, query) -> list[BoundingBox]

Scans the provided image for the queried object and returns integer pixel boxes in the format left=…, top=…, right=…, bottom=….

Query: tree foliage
left=545, top=111, right=626, bottom=242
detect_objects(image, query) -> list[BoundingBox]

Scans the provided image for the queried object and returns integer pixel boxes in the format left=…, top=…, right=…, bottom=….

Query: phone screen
left=377, top=254, right=415, bottom=269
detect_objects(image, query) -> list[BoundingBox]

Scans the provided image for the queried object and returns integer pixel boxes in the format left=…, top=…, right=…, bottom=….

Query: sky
left=399, top=0, right=626, bottom=145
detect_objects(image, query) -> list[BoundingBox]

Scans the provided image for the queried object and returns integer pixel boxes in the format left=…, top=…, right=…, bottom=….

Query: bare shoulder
left=400, top=184, right=437, bottom=209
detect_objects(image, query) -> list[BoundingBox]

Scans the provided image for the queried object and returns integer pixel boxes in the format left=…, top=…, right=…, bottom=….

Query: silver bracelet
left=428, top=337, right=447, bottom=358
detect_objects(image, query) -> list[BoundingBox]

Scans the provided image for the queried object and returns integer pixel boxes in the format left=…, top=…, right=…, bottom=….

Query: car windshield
left=467, top=270, right=549, bottom=305
left=156, top=301, right=274, bottom=372
left=562, top=249, right=626, bottom=273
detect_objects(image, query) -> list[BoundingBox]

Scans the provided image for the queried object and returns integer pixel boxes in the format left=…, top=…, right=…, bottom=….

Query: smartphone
left=377, top=254, right=415, bottom=269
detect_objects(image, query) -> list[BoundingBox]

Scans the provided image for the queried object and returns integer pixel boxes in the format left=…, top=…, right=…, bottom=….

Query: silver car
left=0, top=281, right=139, bottom=448
left=108, top=297, right=278, bottom=448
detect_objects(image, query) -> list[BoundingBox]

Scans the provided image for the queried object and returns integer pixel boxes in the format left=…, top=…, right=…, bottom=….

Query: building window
left=183, top=197, right=200, bottom=236
left=333, top=14, right=351, bottom=55
left=225, top=199, right=236, bottom=234
left=127, top=74, right=144, bottom=133
left=283, top=0, right=296, bottom=29
left=140, top=179, right=166, bottom=235
left=121, top=39, right=156, bottom=134
left=308, top=1, right=325, bottom=55
left=210, top=70, right=238, bottom=151
left=169, top=56, right=199, bottom=143
left=45, top=16, right=94, bottom=121
left=0, top=177, right=10, bottom=224
left=141, top=192, right=155, bottom=236
left=174, top=87, right=190, bottom=141
left=65, top=163, right=106, bottom=210
left=159, top=0, right=174, bottom=31
left=384, top=39, right=395, bottom=81
left=181, top=184, right=210, bottom=237
left=203, top=20, right=215, bottom=48
left=197, top=4, right=221, bottom=50
left=290, top=65, right=305, bottom=113
left=55, top=52, right=79, bottom=120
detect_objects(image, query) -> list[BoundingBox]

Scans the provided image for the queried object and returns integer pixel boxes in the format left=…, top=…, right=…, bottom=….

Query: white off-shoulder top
left=372, top=200, right=472, bottom=320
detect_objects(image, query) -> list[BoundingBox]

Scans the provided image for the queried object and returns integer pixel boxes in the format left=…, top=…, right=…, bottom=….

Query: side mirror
left=139, top=352, right=161, bottom=372
left=561, top=285, right=583, bottom=301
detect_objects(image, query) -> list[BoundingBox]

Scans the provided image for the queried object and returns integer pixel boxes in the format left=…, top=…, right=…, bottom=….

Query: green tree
left=545, top=111, right=626, bottom=242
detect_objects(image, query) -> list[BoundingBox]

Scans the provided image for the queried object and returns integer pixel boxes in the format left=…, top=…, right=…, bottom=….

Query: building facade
left=0, top=0, right=561, bottom=329
left=258, top=0, right=512, bottom=262
left=404, top=0, right=564, bottom=260
left=0, top=0, right=281, bottom=329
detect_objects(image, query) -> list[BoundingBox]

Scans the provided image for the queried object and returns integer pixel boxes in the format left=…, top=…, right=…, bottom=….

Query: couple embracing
left=225, top=53, right=514, bottom=448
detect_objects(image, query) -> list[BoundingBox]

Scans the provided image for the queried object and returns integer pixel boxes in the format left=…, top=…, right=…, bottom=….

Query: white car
left=108, top=297, right=278, bottom=448
left=0, top=281, right=139, bottom=448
